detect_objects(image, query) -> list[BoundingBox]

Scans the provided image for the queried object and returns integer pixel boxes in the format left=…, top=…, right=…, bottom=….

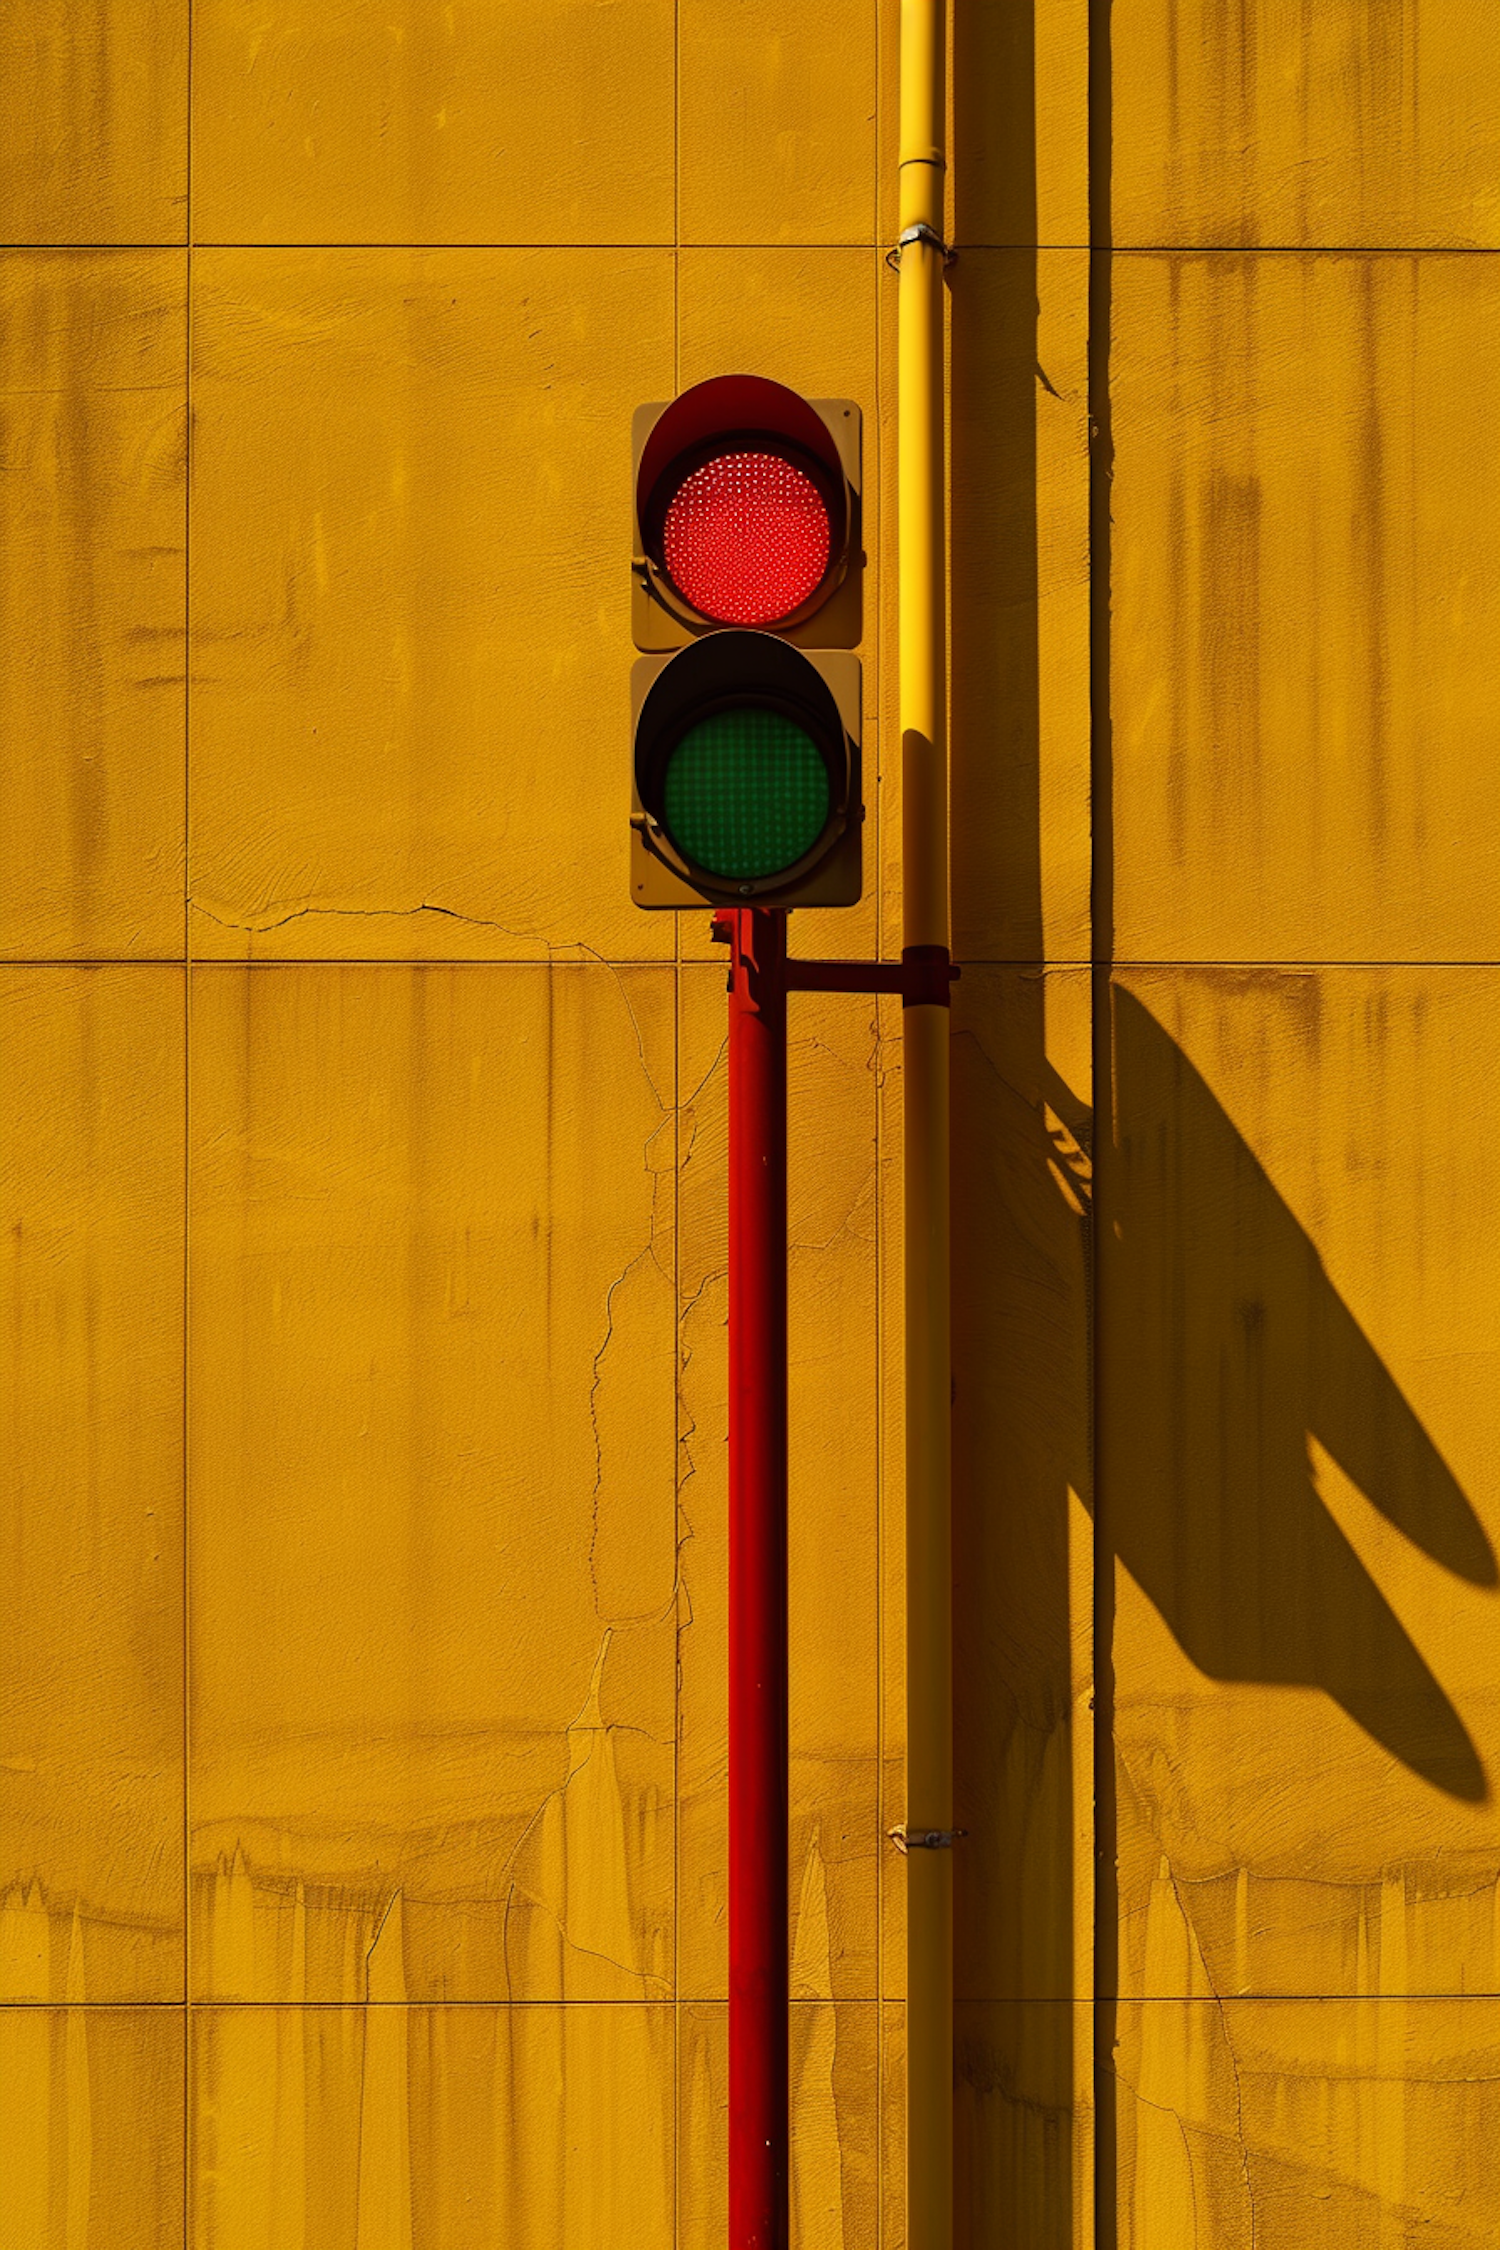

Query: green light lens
left=662, top=706, right=830, bottom=880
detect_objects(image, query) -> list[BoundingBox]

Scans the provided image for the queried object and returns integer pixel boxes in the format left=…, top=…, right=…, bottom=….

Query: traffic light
left=631, top=375, right=863, bottom=909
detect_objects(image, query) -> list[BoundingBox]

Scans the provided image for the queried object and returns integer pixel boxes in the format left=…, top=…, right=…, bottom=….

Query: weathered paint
left=188, top=964, right=679, bottom=2004
left=1115, top=1998, right=1500, bottom=2247
left=188, top=249, right=677, bottom=964
left=0, top=971, right=185, bottom=2002
left=1104, top=971, right=1500, bottom=2005
left=1110, top=251, right=1500, bottom=964
left=1111, top=0, right=1500, bottom=249
left=0, top=2, right=188, bottom=246
left=0, top=258, right=186, bottom=959
left=191, top=0, right=675, bottom=247
left=4, top=0, right=1500, bottom=2243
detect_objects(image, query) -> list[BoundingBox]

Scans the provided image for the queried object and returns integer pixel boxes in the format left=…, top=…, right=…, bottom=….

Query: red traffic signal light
left=662, top=449, right=830, bottom=627
left=633, top=375, right=862, bottom=650
left=631, top=376, right=863, bottom=910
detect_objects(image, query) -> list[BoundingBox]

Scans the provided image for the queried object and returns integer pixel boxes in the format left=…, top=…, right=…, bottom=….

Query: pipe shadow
left=947, top=1, right=1080, bottom=2241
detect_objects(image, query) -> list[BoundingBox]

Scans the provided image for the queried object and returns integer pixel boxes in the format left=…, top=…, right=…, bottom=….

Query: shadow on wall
left=946, top=0, right=1079, bottom=2239
left=1090, top=988, right=1493, bottom=1806
left=945, top=6, right=1493, bottom=2245
left=951, top=976, right=1494, bottom=2245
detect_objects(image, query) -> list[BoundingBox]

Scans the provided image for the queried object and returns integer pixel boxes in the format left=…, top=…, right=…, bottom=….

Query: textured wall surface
left=1, top=0, right=1498, bottom=2243
left=1097, top=3, right=1500, bottom=2237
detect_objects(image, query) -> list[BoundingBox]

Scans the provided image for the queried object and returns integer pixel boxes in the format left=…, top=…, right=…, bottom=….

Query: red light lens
left=661, top=449, right=832, bottom=625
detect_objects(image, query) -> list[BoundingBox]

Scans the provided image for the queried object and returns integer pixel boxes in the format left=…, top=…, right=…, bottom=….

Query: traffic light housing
left=631, top=375, right=863, bottom=910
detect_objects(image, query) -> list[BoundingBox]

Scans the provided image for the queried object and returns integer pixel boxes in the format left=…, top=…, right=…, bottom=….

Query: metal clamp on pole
left=889, top=1826, right=967, bottom=1854
left=885, top=221, right=957, bottom=272
left=900, top=944, right=957, bottom=1008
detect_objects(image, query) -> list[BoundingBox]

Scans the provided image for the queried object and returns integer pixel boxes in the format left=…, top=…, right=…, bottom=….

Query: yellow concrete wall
left=1097, top=0, right=1500, bottom=2238
left=2, top=1, right=1498, bottom=2245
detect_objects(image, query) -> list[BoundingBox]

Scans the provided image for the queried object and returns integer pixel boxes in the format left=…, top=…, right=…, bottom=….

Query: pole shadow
left=947, top=2, right=1080, bottom=2243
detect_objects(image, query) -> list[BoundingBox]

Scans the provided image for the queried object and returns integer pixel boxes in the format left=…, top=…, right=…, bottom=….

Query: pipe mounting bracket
left=885, top=222, right=957, bottom=272
left=888, top=1825, right=967, bottom=1854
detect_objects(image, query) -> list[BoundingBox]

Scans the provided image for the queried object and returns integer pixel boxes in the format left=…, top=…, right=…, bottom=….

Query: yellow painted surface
left=879, top=966, right=1094, bottom=2250
left=949, top=253, right=1091, bottom=965
left=677, top=970, right=881, bottom=2003
left=1111, top=0, right=1500, bottom=249
left=679, top=2004, right=883, bottom=2250
left=948, top=972, right=1093, bottom=2011
left=188, top=250, right=675, bottom=963
left=189, top=964, right=678, bottom=2001
left=0, top=2008, right=184, bottom=2248
left=0, top=254, right=186, bottom=960
left=945, top=0, right=1088, bottom=250
left=192, top=0, right=675, bottom=246
left=678, top=0, right=877, bottom=247
left=1103, top=969, right=1500, bottom=2006
left=955, top=2004, right=1091, bottom=2247
left=189, top=2000, right=881, bottom=2250
left=0, top=970, right=184, bottom=2001
left=1115, top=1999, right=1500, bottom=2247
left=192, top=2004, right=675, bottom=2250
left=0, top=2, right=187, bottom=246
left=1110, top=252, right=1500, bottom=963
left=7, top=0, right=1500, bottom=2243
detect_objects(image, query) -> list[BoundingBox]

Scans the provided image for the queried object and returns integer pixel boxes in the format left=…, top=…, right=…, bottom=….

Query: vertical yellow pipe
left=897, top=3, right=952, bottom=2250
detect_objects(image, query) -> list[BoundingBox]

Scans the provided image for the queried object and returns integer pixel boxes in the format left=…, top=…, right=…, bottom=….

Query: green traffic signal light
left=631, top=630, right=861, bottom=908
left=662, top=707, right=831, bottom=880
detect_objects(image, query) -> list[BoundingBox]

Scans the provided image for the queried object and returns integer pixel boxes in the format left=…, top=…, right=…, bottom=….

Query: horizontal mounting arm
left=710, top=913, right=958, bottom=1007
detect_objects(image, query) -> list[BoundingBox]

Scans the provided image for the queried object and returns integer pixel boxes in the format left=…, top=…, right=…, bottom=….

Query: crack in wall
left=586, top=1243, right=664, bottom=1625
left=191, top=895, right=559, bottom=943
left=1160, top=1856, right=1260, bottom=2246
left=788, top=1164, right=878, bottom=1261
left=493, top=1629, right=670, bottom=1999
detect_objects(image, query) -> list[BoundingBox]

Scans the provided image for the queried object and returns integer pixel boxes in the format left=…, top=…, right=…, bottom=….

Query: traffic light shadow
left=1084, top=986, right=1492, bottom=1804
left=1069, top=992, right=1492, bottom=2250
left=950, top=978, right=1495, bottom=2247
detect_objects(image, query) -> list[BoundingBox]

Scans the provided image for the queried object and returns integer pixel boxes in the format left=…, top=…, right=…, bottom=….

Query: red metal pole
left=725, top=906, right=789, bottom=2250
